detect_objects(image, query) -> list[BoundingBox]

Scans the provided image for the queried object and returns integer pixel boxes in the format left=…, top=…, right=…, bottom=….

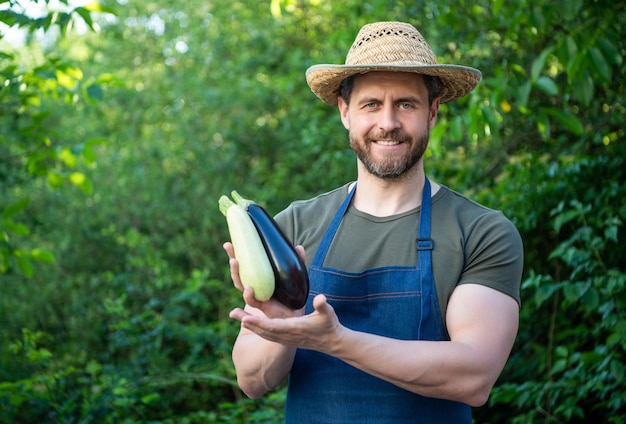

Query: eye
left=399, top=102, right=414, bottom=110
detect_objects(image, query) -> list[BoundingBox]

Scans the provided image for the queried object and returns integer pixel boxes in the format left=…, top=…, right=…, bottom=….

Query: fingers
left=313, top=293, right=328, bottom=312
left=223, top=242, right=235, bottom=259
left=223, top=242, right=245, bottom=292
left=295, top=244, right=306, bottom=263
left=242, top=285, right=264, bottom=308
left=313, top=294, right=338, bottom=329
left=229, top=307, right=248, bottom=321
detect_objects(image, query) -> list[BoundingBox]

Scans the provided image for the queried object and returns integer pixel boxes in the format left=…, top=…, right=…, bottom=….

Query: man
left=224, top=21, right=523, bottom=423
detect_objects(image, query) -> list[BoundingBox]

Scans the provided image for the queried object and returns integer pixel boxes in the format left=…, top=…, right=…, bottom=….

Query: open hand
left=231, top=294, right=344, bottom=355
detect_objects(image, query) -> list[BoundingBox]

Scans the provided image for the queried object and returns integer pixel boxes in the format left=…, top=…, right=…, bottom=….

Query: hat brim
left=306, top=64, right=482, bottom=106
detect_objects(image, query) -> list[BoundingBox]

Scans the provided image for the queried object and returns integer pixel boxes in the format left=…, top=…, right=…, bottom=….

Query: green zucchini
left=219, top=195, right=275, bottom=301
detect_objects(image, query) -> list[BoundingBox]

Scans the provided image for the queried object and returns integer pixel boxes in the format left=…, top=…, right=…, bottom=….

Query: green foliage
left=479, top=152, right=626, bottom=423
left=0, top=0, right=624, bottom=422
left=0, top=0, right=117, bottom=276
left=0, top=271, right=241, bottom=422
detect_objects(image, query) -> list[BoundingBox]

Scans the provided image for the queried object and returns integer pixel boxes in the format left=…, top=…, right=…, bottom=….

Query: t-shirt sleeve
left=458, top=211, right=524, bottom=306
left=274, top=205, right=295, bottom=241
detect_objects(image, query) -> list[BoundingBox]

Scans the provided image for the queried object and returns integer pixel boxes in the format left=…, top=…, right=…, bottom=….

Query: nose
left=378, top=105, right=401, bottom=132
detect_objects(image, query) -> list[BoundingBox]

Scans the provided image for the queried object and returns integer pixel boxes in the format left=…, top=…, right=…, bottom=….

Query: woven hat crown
left=345, top=22, right=438, bottom=67
left=305, top=21, right=481, bottom=106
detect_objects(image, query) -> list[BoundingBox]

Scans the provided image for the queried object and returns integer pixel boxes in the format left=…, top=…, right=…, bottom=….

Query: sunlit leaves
left=1, top=199, right=32, bottom=273
left=0, top=0, right=114, bottom=36
left=55, top=65, right=83, bottom=89
left=1, top=198, right=55, bottom=276
left=69, top=171, right=93, bottom=194
left=1, top=1, right=114, bottom=277
left=47, top=171, right=65, bottom=188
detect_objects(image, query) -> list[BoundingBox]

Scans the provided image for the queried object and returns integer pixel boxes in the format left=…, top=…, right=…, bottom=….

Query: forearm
left=232, top=330, right=296, bottom=399
left=329, top=286, right=518, bottom=406
left=329, top=330, right=497, bottom=406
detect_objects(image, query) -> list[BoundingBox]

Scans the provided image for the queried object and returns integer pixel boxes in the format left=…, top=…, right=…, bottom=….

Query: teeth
left=376, top=141, right=400, bottom=146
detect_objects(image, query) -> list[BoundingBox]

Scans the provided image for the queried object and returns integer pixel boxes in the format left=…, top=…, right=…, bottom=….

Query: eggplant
left=231, top=191, right=309, bottom=310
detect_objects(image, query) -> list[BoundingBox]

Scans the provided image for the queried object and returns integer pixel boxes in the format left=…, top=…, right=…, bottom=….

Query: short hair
left=338, top=73, right=442, bottom=106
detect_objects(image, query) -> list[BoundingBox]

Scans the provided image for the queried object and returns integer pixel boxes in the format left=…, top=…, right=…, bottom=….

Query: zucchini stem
left=231, top=190, right=254, bottom=209
left=218, top=195, right=236, bottom=216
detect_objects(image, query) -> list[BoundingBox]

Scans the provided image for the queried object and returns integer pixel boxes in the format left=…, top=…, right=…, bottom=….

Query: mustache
left=365, top=131, right=412, bottom=143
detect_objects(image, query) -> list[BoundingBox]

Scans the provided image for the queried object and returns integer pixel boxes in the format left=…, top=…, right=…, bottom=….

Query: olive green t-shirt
left=274, top=183, right=523, bottom=330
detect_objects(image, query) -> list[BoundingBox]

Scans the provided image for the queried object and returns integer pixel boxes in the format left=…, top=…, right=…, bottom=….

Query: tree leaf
left=580, top=286, right=599, bottom=312
left=69, top=172, right=94, bottom=194
left=534, top=282, right=561, bottom=307
left=551, top=202, right=580, bottom=233
left=537, top=109, right=550, bottom=139
left=551, top=358, right=568, bottom=375
left=563, top=281, right=589, bottom=302
left=73, top=7, right=95, bottom=31
left=60, top=148, right=78, bottom=168
left=30, top=248, right=55, bottom=263
left=2, top=199, right=30, bottom=220
left=543, top=107, right=584, bottom=135
left=531, top=47, right=553, bottom=82
left=596, top=37, right=623, bottom=66
left=589, top=47, right=611, bottom=83
left=573, top=73, right=594, bottom=106
left=517, top=81, right=532, bottom=108
left=558, top=0, right=583, bottom=20
left=564, top=36, right=578, bottom=68
left=610, top=359, right=625, bottom=382
left=17, top=255, right=33, bottom=278
left=47, top=171, right=65, bottom=189
left=535, top=76, right=559, bottom=96
left=83, top=1, right=117, bottom=13
left=2, top=221, right=30, bottom=236
left=87, top=83, right=104, bottom=101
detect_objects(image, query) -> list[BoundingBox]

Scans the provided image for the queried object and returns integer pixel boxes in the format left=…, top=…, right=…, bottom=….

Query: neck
left=350, top=163, right=438, bottom=217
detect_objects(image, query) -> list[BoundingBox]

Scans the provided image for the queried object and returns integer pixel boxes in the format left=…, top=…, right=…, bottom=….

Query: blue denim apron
left=284, top=178, right=471, bottom=423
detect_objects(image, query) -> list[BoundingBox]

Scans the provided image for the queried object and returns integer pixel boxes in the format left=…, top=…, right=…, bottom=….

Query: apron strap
left=310, top=184, right=356, bottom=268
left=416, top=177, right=438, bottom=340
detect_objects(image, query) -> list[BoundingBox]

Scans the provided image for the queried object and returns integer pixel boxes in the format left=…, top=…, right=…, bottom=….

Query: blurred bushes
left=1, top=0, right=624, bottom=422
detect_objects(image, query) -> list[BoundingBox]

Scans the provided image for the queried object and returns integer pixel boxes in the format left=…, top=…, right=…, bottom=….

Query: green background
left=1, top=0, right=624, bottom=422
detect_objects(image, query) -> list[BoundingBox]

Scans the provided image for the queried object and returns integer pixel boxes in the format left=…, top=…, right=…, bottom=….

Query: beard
left=349, top=128, right=430, bottom=180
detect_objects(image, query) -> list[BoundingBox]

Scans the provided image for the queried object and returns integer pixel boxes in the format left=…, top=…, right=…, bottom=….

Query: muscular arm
left=332, top=284, right=518, bottom=406
left=238, top=283, right=518, bottom=406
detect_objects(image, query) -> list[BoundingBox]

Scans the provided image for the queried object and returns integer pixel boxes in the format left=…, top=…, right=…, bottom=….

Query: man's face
left=338, top=72, right=440, bottom=180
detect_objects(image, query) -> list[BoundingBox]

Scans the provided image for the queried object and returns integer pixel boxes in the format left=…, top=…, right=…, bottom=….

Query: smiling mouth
left=375, top=140, right=401, bottom=146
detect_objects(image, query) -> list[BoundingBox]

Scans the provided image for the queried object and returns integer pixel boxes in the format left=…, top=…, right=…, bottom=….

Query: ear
left=428, top=97, right=441, bottom=130
left=338, top=96, right=350, bottom=130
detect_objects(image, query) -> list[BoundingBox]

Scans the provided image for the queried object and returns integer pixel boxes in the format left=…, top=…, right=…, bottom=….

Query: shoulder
left=436, top=185, right=500, bottom=216
left=275, top=183, right=351, bottom=225
left=435, top=186, right=520, bottom=236
left=273, top=183, right=352, bottom=253
left=435, top=185, right=523, bottom=304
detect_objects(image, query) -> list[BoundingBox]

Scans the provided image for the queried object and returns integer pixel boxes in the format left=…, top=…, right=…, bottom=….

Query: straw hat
left=306, top=21, right=481, bottom=106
